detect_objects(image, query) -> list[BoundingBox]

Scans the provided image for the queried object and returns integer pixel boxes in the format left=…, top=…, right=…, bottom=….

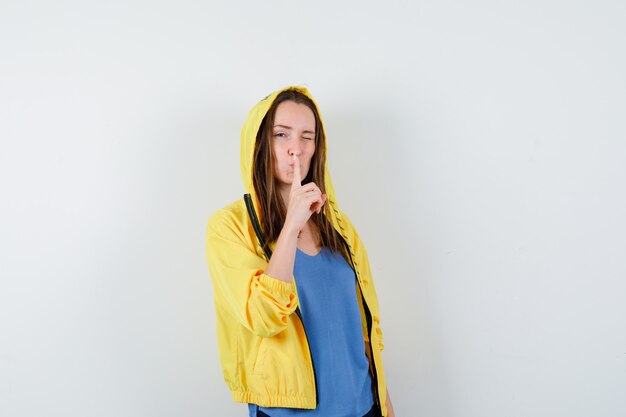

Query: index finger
left=291, top=154, right=302, bottom=190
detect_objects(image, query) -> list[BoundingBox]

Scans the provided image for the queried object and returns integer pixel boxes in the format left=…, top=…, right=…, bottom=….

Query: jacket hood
left=240, top=86, right=342, bottom=236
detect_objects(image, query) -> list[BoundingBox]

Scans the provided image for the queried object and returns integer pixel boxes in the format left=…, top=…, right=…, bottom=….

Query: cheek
left=302, top=140, right=314, bottom=154
left=271, top=144, right=282, bottom=163
left=271, top=153, right=287, bottom=176
left=272, top=142, right=289, bottom=161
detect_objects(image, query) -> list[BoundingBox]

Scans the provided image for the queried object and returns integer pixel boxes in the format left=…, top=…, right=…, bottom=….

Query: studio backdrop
left=1, top=1, right=625, bottom=416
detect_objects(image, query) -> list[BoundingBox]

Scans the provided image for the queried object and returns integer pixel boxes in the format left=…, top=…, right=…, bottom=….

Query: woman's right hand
left=264, top=154, right=327, bottom=284
left=284, top=154, right=326, bottom=233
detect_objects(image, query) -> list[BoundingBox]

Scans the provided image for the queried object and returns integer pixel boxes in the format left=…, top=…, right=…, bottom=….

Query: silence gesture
left=284, top=154, right=327, bottom=234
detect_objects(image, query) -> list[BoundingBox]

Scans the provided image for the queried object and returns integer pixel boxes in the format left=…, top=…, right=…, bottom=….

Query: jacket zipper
left=340, top=235, right=382, bottom=413
left=244, top=194, right=319, bottom=406
left=295, top=307, right=319, bottom=406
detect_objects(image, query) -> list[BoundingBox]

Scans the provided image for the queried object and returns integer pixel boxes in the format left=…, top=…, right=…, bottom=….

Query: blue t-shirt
left=248, top=246, right=374, bottom=417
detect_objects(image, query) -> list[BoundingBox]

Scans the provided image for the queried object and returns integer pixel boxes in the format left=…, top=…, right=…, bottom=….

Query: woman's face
left=271, top=100, right=316, bottom=188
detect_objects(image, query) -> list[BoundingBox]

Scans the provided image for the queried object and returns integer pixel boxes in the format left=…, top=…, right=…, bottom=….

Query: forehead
left=273, top=101, right=315, bottom=129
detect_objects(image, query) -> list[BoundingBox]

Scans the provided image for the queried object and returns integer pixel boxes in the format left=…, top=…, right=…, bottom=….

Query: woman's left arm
left=386, top=388, right=396, bottom=417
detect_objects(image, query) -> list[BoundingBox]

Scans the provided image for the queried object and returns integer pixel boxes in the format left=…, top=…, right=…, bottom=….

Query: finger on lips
left=290, top=154, right=325, bottom=214
left=291, top=154, right=301, bottom=189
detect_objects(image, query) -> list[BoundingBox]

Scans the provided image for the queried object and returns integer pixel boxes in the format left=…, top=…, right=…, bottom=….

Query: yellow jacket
left=205, top=86, right=388, bottom=416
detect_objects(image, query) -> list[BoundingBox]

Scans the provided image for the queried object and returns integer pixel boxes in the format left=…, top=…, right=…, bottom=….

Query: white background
left=1, top=1, right=625, bottom=416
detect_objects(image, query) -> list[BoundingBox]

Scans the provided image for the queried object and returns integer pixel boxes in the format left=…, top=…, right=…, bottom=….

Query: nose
left=288, top=145, right=303, bottom=157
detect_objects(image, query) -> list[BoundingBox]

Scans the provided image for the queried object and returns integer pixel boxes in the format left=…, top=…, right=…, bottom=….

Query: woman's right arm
left=265, top=153, right=326, bottom=283
left=205, top=154, right=325, bottom=336
left=262, top=219, right=299, bottom=283
left=206, top=213, right=299, bottom=338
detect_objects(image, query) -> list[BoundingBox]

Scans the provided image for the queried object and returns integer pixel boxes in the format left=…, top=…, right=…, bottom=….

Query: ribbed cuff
left=258, top=273, right=296, bottom=297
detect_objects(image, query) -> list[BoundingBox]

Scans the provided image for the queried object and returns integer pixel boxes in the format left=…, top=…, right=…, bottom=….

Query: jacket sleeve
left=341, top=211, right=385, bottom=352
left=205, top=211, right=298, bottom=338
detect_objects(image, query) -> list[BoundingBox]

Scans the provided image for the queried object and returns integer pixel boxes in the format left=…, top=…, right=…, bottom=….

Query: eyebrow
left=273, top=124, right=315, bottom=134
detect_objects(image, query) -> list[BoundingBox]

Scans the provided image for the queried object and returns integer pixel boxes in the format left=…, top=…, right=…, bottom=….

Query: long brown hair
left=252, top=89, right=345, bottom=258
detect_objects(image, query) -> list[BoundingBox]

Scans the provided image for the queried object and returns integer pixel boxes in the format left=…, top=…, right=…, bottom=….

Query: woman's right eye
left=274, top=132, right=287, bottom=138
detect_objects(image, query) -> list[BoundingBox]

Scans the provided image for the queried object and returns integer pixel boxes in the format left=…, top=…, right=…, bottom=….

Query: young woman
left=205, top=86, right=395, bottom=417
